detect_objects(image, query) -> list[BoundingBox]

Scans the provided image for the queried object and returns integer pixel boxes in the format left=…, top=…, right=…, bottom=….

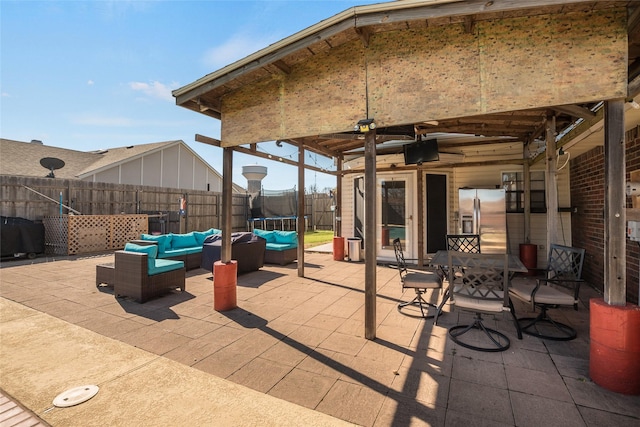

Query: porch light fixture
left=355, top=118, right=376, bottom=133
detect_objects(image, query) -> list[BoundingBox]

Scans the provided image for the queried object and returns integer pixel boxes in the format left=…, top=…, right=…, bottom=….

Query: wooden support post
left=417, top=171, right=425, bottom=267
left=222, top=147, right=233, bottom=263
left=545, top=116, right=559, bottom=249
left=364, top=129, right=377, bottom=340
left=336, top=156, right=343, bottom=237
left=298, top=145, right=305, bottom=277
left=523, top=158, right=531, bottom=244
left=604, top=100, right=626, bottom=305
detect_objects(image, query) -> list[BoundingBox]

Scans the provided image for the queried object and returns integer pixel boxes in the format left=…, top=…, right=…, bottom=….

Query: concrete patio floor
left=0, top=249, right=638, bottom=426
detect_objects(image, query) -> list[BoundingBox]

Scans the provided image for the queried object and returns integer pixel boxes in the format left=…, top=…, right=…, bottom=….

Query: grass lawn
left=303, top=230, right=334, bottom=248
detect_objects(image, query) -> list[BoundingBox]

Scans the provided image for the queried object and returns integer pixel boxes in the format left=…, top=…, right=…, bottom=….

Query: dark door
left=354, top=177, right=365, bottom=243
left=426, top=174, right=447, bottom=253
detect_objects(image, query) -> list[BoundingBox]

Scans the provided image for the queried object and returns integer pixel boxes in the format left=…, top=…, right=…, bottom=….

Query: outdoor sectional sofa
left=200, top=232, right=266, bottom=274
left=252, top=229, right=298, bottom=265
left=114, top=242, right=185, bottom=303
left=138, top=228, right=221, bottom=270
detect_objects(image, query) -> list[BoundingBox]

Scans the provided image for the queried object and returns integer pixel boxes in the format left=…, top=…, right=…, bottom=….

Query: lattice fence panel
left=110, top=215, right=148, bottom=248
left=43, top=214, right=148, bottom=255
left=68, top=215, right=110, bottom=255
left=43, top=216, right=68, bottom=256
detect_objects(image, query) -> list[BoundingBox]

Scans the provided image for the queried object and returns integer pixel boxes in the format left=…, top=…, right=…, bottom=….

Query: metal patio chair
left=446, top=251, right=521, bottom=352
left=509, top=244, right=585, bottom=340
left=393, top=238, right=443, bottom=318
left=446, top=234, right=481, bottom=254
left=433, top=234, right=482, bottom=320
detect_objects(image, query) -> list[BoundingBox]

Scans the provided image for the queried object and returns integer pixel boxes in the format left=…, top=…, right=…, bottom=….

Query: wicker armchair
left=114, top=250, right=185, bottom=303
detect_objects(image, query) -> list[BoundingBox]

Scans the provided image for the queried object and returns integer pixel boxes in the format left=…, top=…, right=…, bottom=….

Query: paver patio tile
left=389, top=366, right=450, bottom=407
left=319, top=331, right=368, bottom=356
left=374, top=393, right=446, bottom=427
left=578, top=405, right=640, bottom=427
left=505, top=365, right=573, bottom=402
left=452, top=356, right=507, bottom=389
left=510, top=390, right=586, bottom=427
left=549, top=353, right=590, bottom=380
left=447, top=378, right=514, bottom=425
left=227, top=356, right=293, bottom=393
left=268, top=367, right=337, bottom=410
left=564, top=377, right=640, bottom=418
left=296, top=348, right=352, bottom=380
left=444, top=408, right=513, bottom=427
left=316, top=379, right=387, bottom=426
left=260, top=338, right=314, bottom=367
left=502, top=347, right=557, bottom=372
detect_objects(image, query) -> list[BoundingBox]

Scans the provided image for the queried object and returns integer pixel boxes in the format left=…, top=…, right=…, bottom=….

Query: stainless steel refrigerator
left=458, top=188, right=507, bottom=254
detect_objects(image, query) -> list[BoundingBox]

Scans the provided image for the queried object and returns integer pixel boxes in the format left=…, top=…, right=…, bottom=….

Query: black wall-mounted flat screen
left=403, top=139, right=439, bottom=165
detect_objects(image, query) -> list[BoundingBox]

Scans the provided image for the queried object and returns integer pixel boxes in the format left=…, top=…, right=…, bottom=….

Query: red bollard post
left=333, top=236, right=345, bottom=261
left=213, top=260, right=237, bottom=311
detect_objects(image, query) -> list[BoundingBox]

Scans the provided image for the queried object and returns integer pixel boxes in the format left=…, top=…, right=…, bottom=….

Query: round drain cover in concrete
left=53, top=385, right=99, bottom=407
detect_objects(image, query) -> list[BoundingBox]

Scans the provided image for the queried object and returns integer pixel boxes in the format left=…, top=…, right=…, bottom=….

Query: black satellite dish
left=40, top=157, right=65, bottom=178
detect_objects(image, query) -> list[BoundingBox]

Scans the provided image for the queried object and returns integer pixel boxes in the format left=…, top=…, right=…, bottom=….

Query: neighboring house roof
left=0, top=138, right=246, bottom=193
left=79, top=140, right=179, bottom=176
left=0, top=139, right=100, bottom=179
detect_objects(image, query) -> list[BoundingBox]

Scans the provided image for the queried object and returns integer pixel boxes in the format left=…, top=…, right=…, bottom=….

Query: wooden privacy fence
left=1, top=175, right=335, bottom=243
left=43, top=214, right=148, bottom=255
left=0, top=176, right=249, bottom=232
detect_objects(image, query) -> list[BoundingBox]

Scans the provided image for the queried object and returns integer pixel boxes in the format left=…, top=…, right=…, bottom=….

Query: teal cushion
left=252, top=228, right=275, bottom=243
left=274, top=230, right=297, bottom=245
left=149, top=259, right=184, bottom=276
left=183, top=247, right=203, bottom=255
left=171, top=232, right=198, bottom=249
left=266, top=242, right=296, bottom=251
left=124, top=242, right=158, bottom=273
left=140, top=234, right=171, bottom=254
left=159, top=249, right=188, bottom=258
left=193, top=228, right=221, bottom=245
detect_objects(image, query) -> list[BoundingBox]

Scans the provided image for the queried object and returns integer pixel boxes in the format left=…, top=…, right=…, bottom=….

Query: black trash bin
left=1, top=216, right=45, bottom=258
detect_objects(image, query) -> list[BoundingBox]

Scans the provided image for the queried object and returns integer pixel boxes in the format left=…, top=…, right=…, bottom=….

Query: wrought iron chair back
left=393, top=238, right=443, bottom=318
left=446, top=251, right=521, bottom=352
left=509, top=244, right=586, bottom=340
left=447, top=251, right=509, bottom=307
left=393, top=238, right=410, bottom=281
left=446, top=234, right=481, bottom=254
left=545, top=244, right=585, bottom=298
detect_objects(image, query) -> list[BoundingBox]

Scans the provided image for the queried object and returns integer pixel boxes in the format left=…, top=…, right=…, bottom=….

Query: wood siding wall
left=339, top=162, right=572, bottom=267
left=82, top=144, right=223, bottom=192
left=570, top=129, right=640, bottom=304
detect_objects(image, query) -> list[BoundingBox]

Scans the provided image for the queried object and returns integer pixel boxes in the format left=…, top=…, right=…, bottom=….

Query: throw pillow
left=124, top=242, right=158, bottom=273
left=171, top=232, right=198, bottom=249
left=140, top=234, right=170, bottom=253
left=252, top=228, right=275, bottom=243
left=274, top=230, right=297, bottom=245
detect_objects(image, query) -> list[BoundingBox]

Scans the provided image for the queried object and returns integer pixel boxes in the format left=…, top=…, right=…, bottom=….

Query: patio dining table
left=429, top=250, right=528, bottom=274
left=429, top=250, right=528, bottom=322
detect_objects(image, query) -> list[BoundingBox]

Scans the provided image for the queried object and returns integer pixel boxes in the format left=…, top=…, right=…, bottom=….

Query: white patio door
left=377, top=173, right=413, bottom=261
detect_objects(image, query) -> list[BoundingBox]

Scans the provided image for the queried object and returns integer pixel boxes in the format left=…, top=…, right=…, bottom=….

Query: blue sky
left=1, top=0, right=375, bottom=191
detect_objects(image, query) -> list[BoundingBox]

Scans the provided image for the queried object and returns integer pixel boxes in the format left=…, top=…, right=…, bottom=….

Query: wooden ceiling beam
left=195, top=134, right=337, bottom=176
left=355, top=26, right=372, bottom=48
left=273, top=60, right=292, bottom=75
left=551, top=104, right=596, bottom=119
left=195, top=133, right=222, bottom=147
left=285, top=138, right=339, bottom=159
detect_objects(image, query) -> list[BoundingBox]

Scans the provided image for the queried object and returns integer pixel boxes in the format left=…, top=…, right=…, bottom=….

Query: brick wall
left=570, top=127, right=640, bottom=303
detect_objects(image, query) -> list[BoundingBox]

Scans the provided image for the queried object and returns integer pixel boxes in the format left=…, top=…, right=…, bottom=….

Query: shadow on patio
left=0, top=251, right=638, bottom=426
